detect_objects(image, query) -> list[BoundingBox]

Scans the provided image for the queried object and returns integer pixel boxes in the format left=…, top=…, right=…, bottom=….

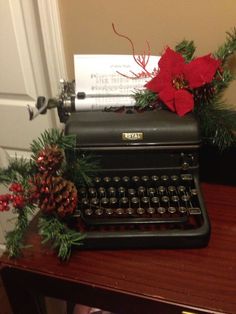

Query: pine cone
left=31, top=173, right=77, bottom=217
left=193, top=83, right=215, bottom=106
left=36, top=145, right=64, bottom=174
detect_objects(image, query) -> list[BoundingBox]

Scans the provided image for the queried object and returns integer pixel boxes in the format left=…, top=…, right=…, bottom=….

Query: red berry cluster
left=0, top=182, right=26, bottom=212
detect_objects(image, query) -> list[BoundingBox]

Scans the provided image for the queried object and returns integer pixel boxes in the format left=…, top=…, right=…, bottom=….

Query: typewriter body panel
left=65, top=110, right=210, bottom=249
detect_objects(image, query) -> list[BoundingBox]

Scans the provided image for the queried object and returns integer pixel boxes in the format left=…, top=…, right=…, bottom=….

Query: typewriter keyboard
left=78, top=172, right=203, bottom=228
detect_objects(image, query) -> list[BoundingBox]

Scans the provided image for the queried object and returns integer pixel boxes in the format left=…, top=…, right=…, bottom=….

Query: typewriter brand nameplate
left=122, top=132, right=144, bottom=141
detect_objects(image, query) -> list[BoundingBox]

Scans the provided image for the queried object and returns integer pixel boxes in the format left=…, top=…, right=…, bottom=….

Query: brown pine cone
left=36, top=145, right=64, bottom=174
left=31, top=173, right=77, bottom=217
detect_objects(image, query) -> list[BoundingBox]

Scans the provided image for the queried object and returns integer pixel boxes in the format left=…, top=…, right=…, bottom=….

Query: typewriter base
left=79, top=223, right=211, bottom=250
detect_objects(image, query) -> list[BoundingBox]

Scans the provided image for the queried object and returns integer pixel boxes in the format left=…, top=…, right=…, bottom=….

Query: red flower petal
left=158, top=87, right=176, bottom=112
left=158, top=47, right=185, bottom=73
left=145, top=71, right=172, bottom=93
left=184, top=54, right=220, bottom=88
left=174, top=90, right=194, bottom=116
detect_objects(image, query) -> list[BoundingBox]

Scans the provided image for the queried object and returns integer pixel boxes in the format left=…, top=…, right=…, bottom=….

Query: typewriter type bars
left=65, top=110, right=210, bottom=249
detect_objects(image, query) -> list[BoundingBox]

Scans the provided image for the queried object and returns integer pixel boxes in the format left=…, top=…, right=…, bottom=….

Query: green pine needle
left=175, top=39, right=196, bottom=62
left=38, top=216, right=85, bottom=260
left=133, top=90, right=158, bottom=108
left=215, top=27, right=236, bottom=64
left=30, top=129, right=76, bottom=160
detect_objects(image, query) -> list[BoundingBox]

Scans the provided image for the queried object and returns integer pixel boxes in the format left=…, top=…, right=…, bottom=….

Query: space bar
left=82, top=216, right=188, bottom=226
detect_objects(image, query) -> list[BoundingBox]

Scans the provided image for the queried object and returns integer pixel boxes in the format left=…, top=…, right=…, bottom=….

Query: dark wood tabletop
left=1, top=182, right=236, bottom=314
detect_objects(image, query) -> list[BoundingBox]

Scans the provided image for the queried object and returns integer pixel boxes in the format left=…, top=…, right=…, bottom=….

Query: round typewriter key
left=110, top=197, right=118, bottom=207
left=126, top=207, right=134, bottom=215
left=94, top=176, right=101, bottom=184
left=168, top=206, right=176, bottom=214
left=191, top=189, right=198, bottom=196
left=171, top=195, right=179, bottom=202
left=95, top=208, right=103, bottom=216
left=161, top=175, right=169, bottom=182
left=138, top=186, right=146, bottom=196
left=147, top=207, right=155, bottom=214
left=132, top=175, right=140, bottom=183
left=141, top=196, right=150, bottom=207
left=137, top=207, right=145, bottom=215
left=181, top=194, right=190, bottom=202
left=168, top=186, right=176, bottom=193
left=116, top=208, right=124, bottom=215
left=103, top=176, right=111, bottom=184
left=108, top=186, right=116, bottom=197
left=151, top=175, right=159, bottom=183
left=161, top=196, right=169, bottom=203
left=141, top=175, right=149, bottom=183
left=120, top=196, right=129, bottom=207
left=158, top=186, right=166, bottom=194
left=128, top=188, right=136, bottom=197
left=157, top=207, right=166, bottom=214
left=81, top=198, right=89, bottom=206
left=101, top=197, right=109, bottom=206
left=122, top=176, right=130, bottom=184
left=178, top=185, right=186, bottom=192
left=90, top=197, right=99, bottom=206
left=171, top=175, right=179, bottom=182
left=84, top=208, right=93, bottom=216
left=113, top=176, right=121, bottom=184
left=105, top=208, right=113, bottom=215
left=151, top=196, right=159, bottom=206
left=147, top=187, right=155, bottom=196
left=88, top=188, right=97, bottom=197
left=118, top=186, right=125, bottom=197
left=98, top=187, right=106, bottom=197
left=131, top=197, right=139, bottom=208
left=179, top=206, right=187, bottom=214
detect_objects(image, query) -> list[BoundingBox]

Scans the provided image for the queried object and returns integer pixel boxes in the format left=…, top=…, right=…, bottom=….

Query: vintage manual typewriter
left=64, top=108, right=211, bottom=249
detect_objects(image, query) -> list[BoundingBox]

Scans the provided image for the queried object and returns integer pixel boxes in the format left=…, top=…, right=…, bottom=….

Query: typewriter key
left=141, top=175, right=149, bottom=183
left=158, top=186, right=166, bottom=194
left=151, top=196, right=159, bottom=206
left=191, top=189, right=198, bottom=196
left=98, top=187, right=106, bottom=197
left=168, top=206, right=176, bottom=214
left=161, top=195, right=169, bottom=203
left=122, top=176, right=130, bottom=184
left=84, top=208, right=93, bottom=216
left=138, top=186, right=146, bottom=196
left=126, top=207, right=134, bottom=215
left=157, top=207, right=166, bottom=214
left=161, top=175, right=169, bottom=182
left=151, top=175, right=159, bottom=183
left=147, top=187, right=156, bottom=196
left=131, top=197, right=139, bottom=208
left=94, top=176, right=101, bottom=184
left=103, top=176, right=111, bottom=184
left=110, top=197, right=118, bottom=207
left=88, top=188, right=97, bottom=197
left=118, top=186, right=126, bottom=197
left=171, top=175, right=179, bottom=182
left=116, top=208, right=124, bottom=215
left=181, top=194, right=190, bottom=202
left=128, top=188, right=136, bottom=197
left=120, top=196, right=129, bottom=208
left=137, top=207, right=145, bottom=215
left=105, top=208, right=113, bottom=215
left=90, top=198, right=99, bottom=206
left=171, top=195, right=179, bottom=202
left=113, top=176, right=121, bottom=184
left=179, top=206, right=187, bottom=214
left=132, top=176, right=140, bottom=184
left=108, top=186, right=116, bottom=197
left=79, top=188, right=87, bottom=198
left=168, top=185, right=176, bottom=193
left=95, top=208, right=103, bottom=216
left=101, top=197, right=109, bottom=206
left=147, top=207, right=155, bottom=214
left=141, top=196, right=150, bottom=207
left=178, top=185, right=186, bottom=193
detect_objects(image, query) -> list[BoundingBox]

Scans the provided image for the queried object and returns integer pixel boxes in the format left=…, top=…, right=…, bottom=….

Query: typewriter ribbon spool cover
left=65, top=110, right=211, bottom=249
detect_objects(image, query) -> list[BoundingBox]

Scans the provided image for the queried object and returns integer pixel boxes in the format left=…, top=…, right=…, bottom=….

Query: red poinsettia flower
left=145, top=47, right=220, bottom=116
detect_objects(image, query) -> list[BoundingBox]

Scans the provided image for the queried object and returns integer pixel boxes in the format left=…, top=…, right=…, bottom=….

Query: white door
left=0, top=0, right=67, bottom=248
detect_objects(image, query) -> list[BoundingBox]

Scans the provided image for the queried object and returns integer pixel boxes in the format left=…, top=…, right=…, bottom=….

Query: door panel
left=0, top=0, right=62, bottom=245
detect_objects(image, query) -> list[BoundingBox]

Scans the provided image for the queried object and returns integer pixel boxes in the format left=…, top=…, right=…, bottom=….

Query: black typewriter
left=65, top=109, right=211, bottom=249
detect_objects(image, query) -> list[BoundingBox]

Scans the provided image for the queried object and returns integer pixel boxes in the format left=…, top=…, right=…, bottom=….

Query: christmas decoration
left=0, top=129, right=97, bottom=260
left=113, top=25, right=236, bottom=151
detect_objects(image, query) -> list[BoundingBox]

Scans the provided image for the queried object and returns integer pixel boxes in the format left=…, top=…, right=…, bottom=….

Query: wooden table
left=0, top=183, right=236, bottom=314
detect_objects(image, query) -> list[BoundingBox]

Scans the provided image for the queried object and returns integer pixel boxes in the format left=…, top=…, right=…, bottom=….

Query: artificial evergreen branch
left=31, top=129, right=76, bottom=160
left=175, top=40, right=196, bottom=62
left=133, top=90, right=159, bottom=108
left=65, top=153, right=100, bottom=186
left=5, top=205, right=36, bottom=258
left=38, top=216, right=85, bottom=260
left=0, top=157, right=32, bottom=185
left=214, top=27, right=236, bottom=64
